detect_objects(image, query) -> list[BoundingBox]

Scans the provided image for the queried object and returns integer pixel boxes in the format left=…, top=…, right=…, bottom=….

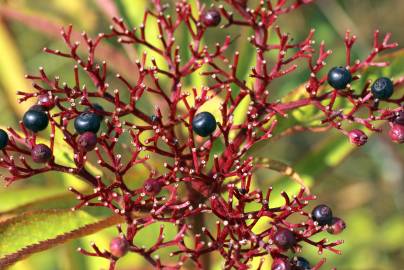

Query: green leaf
left=0, top=210, right=124, bottom=268
left=0, top=186, right=71, bottom=213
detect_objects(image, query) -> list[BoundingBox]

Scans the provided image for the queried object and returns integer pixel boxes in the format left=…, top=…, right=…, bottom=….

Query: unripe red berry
left=348, top=129, right=368, bottom=146
left=144, top=179, right=163, bottom=194
left=327, top=217, right=346, bottom=235
left=37, top=94, right=55, bottom=110
left=201, top=9, right=221, bottom=27
left=31, top=144, right=52, bottom=163
left=388, top=124, right=404, bottom=144
left=109, top=237, right=129, bottom=257
left=273, top=228, right=296, bottom=250
left=272, top=258, right=292, bottom=270
left=77, top=132, right=98, bottom=152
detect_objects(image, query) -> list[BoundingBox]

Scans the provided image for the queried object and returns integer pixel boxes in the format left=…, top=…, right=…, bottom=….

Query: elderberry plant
left=0, top=0, right=403, bottom=269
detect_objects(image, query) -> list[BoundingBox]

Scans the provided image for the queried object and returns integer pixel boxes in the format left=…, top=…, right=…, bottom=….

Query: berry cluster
left=0, top=0, right=402, bottom=269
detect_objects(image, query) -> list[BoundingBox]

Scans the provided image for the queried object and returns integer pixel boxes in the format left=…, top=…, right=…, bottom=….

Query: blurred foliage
left=0, top=0, right=403, bottom=269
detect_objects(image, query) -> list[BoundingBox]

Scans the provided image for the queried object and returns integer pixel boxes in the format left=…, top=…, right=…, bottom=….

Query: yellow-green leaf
left=0, top=210, right=123, bottom=268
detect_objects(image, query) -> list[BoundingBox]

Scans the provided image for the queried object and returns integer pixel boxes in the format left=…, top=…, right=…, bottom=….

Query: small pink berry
left=348, top=129, right=368, bottom=146
left=388, top=124, right=404, bottom=144
left=109, top=237, right=129, bottom=258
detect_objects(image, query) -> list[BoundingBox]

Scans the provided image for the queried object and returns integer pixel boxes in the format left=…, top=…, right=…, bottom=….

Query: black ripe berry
left=85, top=103, right=105, bottom=121
left=77, top=132, right=98, bottom=152
left=23, top=109, right=49, bottom=132
left=31, top=144, right=52, bottom=163
left=192, top=112, right=217, bottom=137
left=0, top=129, right=9, bottom=150
left=327, top=66, right=352, bottom=90
left=311, top=204, right=333, bottom=226
left=29, top=104, right=47, bottom=112
left=371, top=77, right=394, bottom=100
left=74, top=112, right=101, bottom=134
left=273, top=228, right=296, bottom=250
left=292, top=256, right=311, bottom=270
left=201, top=9, right=221, bottom=27
left=271, top=258, right=291, bottom=270
left=109, top=237, right=129, bottom=258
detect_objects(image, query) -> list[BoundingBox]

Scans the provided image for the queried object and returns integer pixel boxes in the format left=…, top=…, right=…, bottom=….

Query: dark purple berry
left=77, top=132, right=98, bottom=152
left=311, top=204, right=333, bottom=226
left=239, top=188, right=247, bottom=195
left=144, top=179, right=163, bottom=194
left=0, top=129, right=9, bottom=150
left=201, top=9, right=221, bottom=27
left=192, top=112, right=216, bottom=137
left=327, top=217, right=346, bottom=235
left=74, top=112, right=101, bottom=134
left=371, top=77, right=394, bottom=100
left=388, top=124, right=404, bottom=144
left=85, top=103, right=105, bottom=121
left=393, top=111, right=404, bottom=125
left=37, top=94, right=55, bottom=110
left=273, top=228, right=296, bottom=250
left=291, top=256, right=311, bottom=270
left=327, top=66, right=352, bottom=90
left=23, top=109, right=49, bottom=132
left=109, top=237, right=129, bottom=257
left=31, top=144, right=52, bottom=163
left=348, top=129, right=368, bottom=146
left=150, top=115, right=159, bottom=122
left=272, top=258, right=292, bottom=270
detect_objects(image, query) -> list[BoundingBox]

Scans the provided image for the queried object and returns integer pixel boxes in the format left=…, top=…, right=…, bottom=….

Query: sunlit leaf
left=0, top=20, right=31, bottom=117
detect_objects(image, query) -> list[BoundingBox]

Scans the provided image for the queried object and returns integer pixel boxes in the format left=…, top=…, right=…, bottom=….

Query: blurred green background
left=0, top=0, right=403, bottom=269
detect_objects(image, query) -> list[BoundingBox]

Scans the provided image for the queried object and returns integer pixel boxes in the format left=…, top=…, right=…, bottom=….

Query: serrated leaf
left=0, top=210, right=124, bottom=268
left=0, top=186, right=70, bottom=213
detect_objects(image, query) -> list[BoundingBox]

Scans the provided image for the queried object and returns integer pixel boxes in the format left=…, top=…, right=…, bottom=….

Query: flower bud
left=348, top=129, right=368, bottom=146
